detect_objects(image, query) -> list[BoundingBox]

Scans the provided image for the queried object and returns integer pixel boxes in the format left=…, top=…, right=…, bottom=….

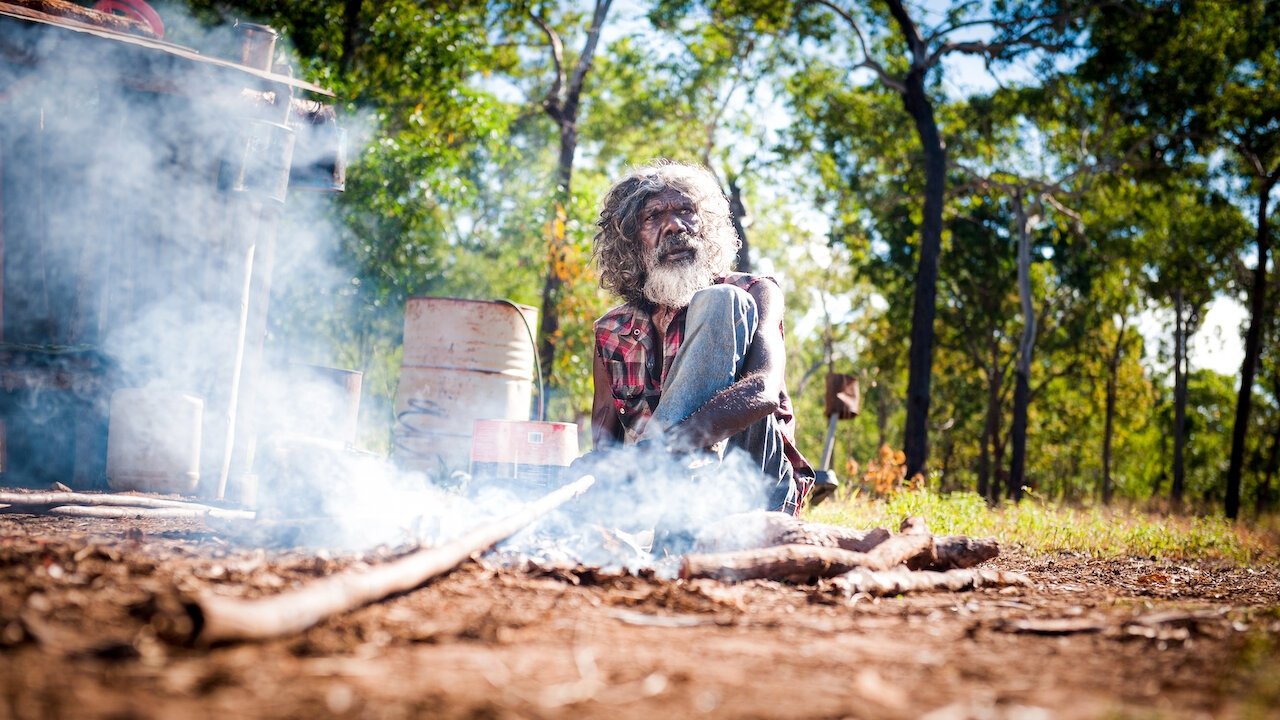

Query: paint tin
left=469, top=419, right=578, bottom=490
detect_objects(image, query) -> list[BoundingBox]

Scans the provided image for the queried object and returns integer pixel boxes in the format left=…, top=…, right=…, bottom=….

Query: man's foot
left=807, top=469, right=839, bottom=506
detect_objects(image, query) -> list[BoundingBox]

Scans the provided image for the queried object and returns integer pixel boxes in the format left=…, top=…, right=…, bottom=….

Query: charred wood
left=679, top=533, right=934, bottom=584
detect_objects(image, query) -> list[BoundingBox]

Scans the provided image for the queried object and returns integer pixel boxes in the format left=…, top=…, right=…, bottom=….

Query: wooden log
left=897, top=516, right=999, bottom=571
left=679, top=533, right=935, bottom=584
left=693, top=511, right=891, bottom=553
left=693, top=513, right=996, bottom=572
left=831, top=566, right=1033, bottom=597
left=189, top=475, right=596, bottom=644
left=928, top=536, right=1000, bottom=571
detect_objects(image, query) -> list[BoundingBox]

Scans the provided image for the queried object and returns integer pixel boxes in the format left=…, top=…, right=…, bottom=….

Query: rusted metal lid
left=0, top=3, right=334, bottom=97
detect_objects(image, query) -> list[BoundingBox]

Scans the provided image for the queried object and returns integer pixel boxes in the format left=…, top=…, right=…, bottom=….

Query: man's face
left=635, top=188, right=715, bottom=308
left=637, top=188, right=703, bottom=265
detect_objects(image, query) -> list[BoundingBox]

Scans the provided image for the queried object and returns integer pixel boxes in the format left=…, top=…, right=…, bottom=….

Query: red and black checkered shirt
left=593, top=273, right=814, bottom=488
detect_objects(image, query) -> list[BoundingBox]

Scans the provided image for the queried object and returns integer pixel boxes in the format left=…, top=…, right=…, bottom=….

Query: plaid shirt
left=594, top=273, right=814, bottom=496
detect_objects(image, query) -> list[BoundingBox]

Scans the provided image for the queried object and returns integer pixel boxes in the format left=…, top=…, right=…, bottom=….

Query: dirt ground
left=0, top=511, right=1277, bottom=720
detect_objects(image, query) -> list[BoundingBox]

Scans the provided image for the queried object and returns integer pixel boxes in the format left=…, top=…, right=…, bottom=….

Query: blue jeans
left=644, top=284, right=798, bottom=513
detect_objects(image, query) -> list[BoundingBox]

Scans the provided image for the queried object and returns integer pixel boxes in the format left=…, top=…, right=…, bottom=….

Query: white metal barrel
left=393, top=298, right=537, bottom=474
left=106, top=388, right=204, bottom=494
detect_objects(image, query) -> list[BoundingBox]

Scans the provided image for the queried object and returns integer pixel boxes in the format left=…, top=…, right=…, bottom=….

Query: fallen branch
left=0, top=491, right=253, bottom=521
left=28, top=505, right=254, bottom=521
left=832, top=566, right=1033, bottom=597
left=679, top=533, right=934, bottom=583
left=694, top=511, right=891, bottom=553
left=189, top=475, right=596, bottom=644
left=0, top=491, right=228, bottom=512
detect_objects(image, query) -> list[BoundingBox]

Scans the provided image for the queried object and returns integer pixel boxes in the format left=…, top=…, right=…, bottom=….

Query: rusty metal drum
left=393, top=298, right=537, bottom=475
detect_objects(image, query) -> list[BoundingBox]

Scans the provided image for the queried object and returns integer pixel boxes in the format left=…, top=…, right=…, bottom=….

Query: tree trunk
left=533, top=1, right=612, bottom=393
left=978, top=337, right=1001, bottom=501
left=339, top=0, right=362, bottom=75
left=1009, top=373, right=1030, bottom=500
left=1225, top=178, right=1275, bottom=519
left=1172, top=288, right=1187, bottom=505
left=1102, top=315, right=1127, bottom=504
left=1008, top=192, right=1036, bottom=501
left=892, top=60, right=947, bottom=482
left=535, top=129, right=576, bottom=392
left=727, top=175, right=752, bottom=272
left=876, top=382, right=889, bottom=449
left=977, top=415, right=991, bottom=499
left=1153, top=416, right=1168, bottom=498
left=1258, top=407, right=1279, bottom=516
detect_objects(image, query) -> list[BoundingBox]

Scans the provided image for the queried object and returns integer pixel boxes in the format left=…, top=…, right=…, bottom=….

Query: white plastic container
left=106, top=389, right=203, bottom=494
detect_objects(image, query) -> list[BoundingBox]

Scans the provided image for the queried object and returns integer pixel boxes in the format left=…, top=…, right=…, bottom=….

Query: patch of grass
left=803, top=489, right=1276, bottom=565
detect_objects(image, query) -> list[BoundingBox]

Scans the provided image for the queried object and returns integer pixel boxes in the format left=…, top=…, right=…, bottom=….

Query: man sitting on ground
left=587, top=160, right=813, bottom=514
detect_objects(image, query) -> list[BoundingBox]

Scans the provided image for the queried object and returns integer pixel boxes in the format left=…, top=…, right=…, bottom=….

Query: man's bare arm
left=591, top=351, right=624, bottom=449
left=664, top=280, right=787, bottom=452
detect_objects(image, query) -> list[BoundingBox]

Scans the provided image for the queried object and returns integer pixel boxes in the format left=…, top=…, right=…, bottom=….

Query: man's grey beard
left=643, top=261, right=714, bottom=308
left=642, top=233, right=717, bottom=308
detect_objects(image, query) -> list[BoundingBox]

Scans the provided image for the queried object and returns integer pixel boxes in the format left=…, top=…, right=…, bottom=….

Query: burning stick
left=189, top=475, right=597, bottom=644
left=678, top=533, right=935, bottom=583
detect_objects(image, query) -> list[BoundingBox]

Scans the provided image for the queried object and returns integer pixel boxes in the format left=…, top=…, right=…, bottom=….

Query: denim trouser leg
left=644, top=284, right=797, bottom=513
left=646, top=284, right=757, bottom=434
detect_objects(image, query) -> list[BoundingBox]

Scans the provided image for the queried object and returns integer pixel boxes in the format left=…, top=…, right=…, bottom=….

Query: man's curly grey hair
left=593, top=160, right=741, bottom=306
